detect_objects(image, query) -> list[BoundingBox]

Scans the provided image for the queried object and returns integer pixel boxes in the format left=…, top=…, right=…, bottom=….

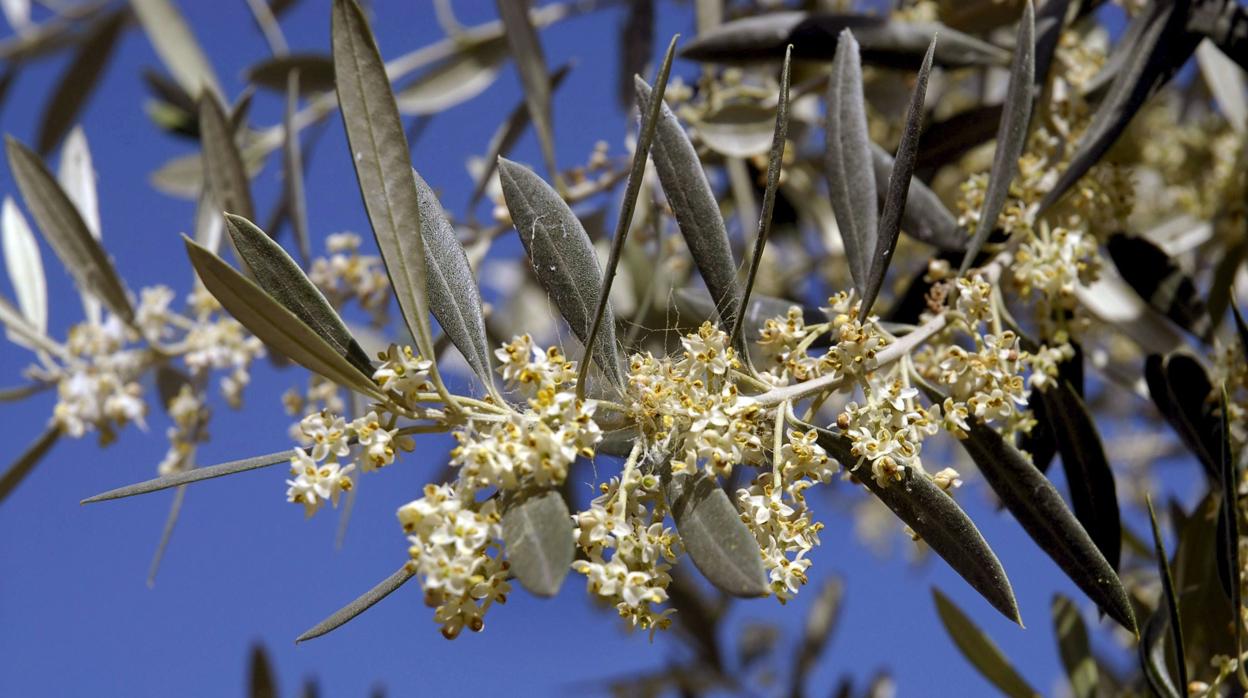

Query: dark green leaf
left=1107, top=233, right=1211, bottom=342
left=679, top=13, right=1008, bottom=68
left=225, top=213, right=374, bottom=377
left=959, top=0, right=1034, bottom=275
left=495, top=0, right=557, bottom=180
left=245, top=53, right=337, bottom=94
left=332, top=0, right=445, bottom=398
left=501, top=488, right=574, bottom=597
left=932, top=587, right=1041, bottom=698
left=497, top=157, right=625, bottom=388
left=635, top=76, right=739, bottom=331
left=1039, top=379, right=1121, bottom=571
left=1146, top=495, right=1188, bottom=693
left=825, top=29, right=876, bottom=299
left=863, top=36, right=934, bottom=314
left=283, top=71, right=311, bottom=266
left=129, top=0, right=223, bottom=99
left=199, top=91, right=255, bottom=223
left=813, top=425, right=1020, bottom=623
left=1235, top=303, right=1248, bottom=363
left=0, top=426, right=58, bottom=506
left=1145, top=353, right=1219, bottom=481
left=35, top=10, right=126, bottom=156
left=1051, top=595, right=1098, bottom=698
left=6, top=136, right=133, bottom=324
left=869, top=144, right=963, bottom=251
left=184, top=235, right=386, bottom=400
left=296, top=564, right=416, bottom=642
left=1216, top=390, right=1242, bottom=610
left=663, top=468, right=768, bottom=598
left=1139, top=608, right=1183, bottom=698
left=82, top=448, right=293, bottom=503
left=249, top=644, right=277, bottom=698
left=617, top=0, right=654, bottom=108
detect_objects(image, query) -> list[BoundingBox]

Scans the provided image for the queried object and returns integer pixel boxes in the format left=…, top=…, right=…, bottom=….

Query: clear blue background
left=0, top=2, right=1188, bottom=696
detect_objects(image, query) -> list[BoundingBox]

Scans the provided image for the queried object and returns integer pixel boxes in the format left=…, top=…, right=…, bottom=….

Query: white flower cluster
left=928, top=330, right=1032, bottom=437
left=156, top=383, right=209, bottom=476
left=284, top=408, right=411, bottom=516
left=308, top=232, right=391, bottom=325
left=397, top=482, right=510, bottom=639
left=1012, top=224, right=1102, bottom=318
left=757, top=306, right=825, bottom=382
left=628, top=322, right=768, bottom=479
left=181, top=287, right=266, bottom=408
left=839, top=377, right=940, bottom=487
left=572, top=468, right=678, bottom=636
left=42, top=315, right=147, bottom=443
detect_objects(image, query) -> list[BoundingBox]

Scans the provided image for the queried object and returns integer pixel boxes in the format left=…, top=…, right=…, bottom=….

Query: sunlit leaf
left=57, top=127, right=102, bottom=323
left=1051, top=595, right=1098, bottom=698
left=495, top=0, right=557, bottom=179
left=395, top=35, right=507, bottom=115
left=296, top=564, right=416, bottom=642
left=129, top=0, right=223, bottom=99
left=932, top=587, right=1041, bottom=698
left=501, top=488, right=574, bottom=597
left=635, top=76, right=739, bottom=331
left=825, top=29, right=876, bottom=299
left=697, top=102, right=775, bottom=158
left=146, top=482, right=187, bottom=588
left=6, top=136, right=133, bottom=325
left=35, top=9, right=125, bottom=156
left=283, top=71, right=311, bottom=266
left=663, top=468, right=769, bottom=598
left=82, top=448, right=295, bottom=503
left=0, top=425, right=58, bottom=506
left=1, top=196, right=45, bottom=339
left=199, top=90, right=255, bottom=224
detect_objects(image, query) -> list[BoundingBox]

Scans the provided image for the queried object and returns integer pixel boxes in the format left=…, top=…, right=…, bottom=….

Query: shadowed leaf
left=1107, top=233, right=1211, bottom=342
left=0, top=426, right=58, bottom=506
left=495, top=0, right=557, bottom=179
left=1145, top=353, right=1219, bottom=481
left=932, top=587, right=1041, bottom=698
left=1146, top=495, right=1188, bottom=693
left=6, top=136, right=132, bottom=324
left=617, top=0, right=653, bottom=108
left=664, top=468, right=768, bottom=598
left=960, top=0, right=1034, bottom=275
left=1051, top=595, right=1098, bottom=698
left=35, top=9, right=125, bottom=156
left=297, top=564, right=416, bottom=642
left=1216, top=390, right=1243, bottom=623
left=869, top=144, right=963, bottom=251
left=249, top=644, right=277, bottom=698
left=199, top=90, right=255, bottom=226
left=83, top=448, right=294, bottom=503
left=501, top=488, right=574, bottom=597
left=825, top=29, right=876, bottom=298
left=245, top=53, right=336, bottom=94
left=1139, top=608, right=1183, bottom=698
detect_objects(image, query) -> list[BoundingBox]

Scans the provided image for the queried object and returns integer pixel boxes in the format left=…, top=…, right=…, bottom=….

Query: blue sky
left=0, top=1, right=1191, bottom=696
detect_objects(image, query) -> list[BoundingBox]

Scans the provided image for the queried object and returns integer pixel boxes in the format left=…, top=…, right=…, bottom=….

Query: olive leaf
left=35, top=9, right=125, bottom=156
left=296, top=563, right=416, bottom=643
left=1144, top=353, right=1219, bottom=481
left=1051, top=595, right=1098, bottom=698
left=6, top=136, right=133, bottom=325
left=950, top=406, right=1136, bottom=633
left=1107, top=233, right=1211, bottom=342
left=497, top=157, right=626, bottom=389
left=663, top=467, right=769, bottom=598
left=869, top=144, right=963, bottom=252
left=282, top=71, right=311, bottom=266
left=697, top=103, right=776, bottom=159
left=245, top=53, right=336, bottom=94
left=249, top=645, right=276, bottom=698
left=825, top=29, right=876, bottom=300
left=412, top=169, right=494, bottom=390
left=1037, top=0, right=1199, bottom=214
left=1039, top=379, right=1122, bottom=571
left=147, top=481, right=187, bottom=588
left=932, top=587, right=1041, bottom=698
left=635, top=76, right=739, bottom=332
left=129, top=0, right=223, bottom=99
left=57, top=127, right=103, bottom=324
left=1139, top=609, right=1183, bottom=698
left=959, top=0, right=1034, bottom=275
left=617, top=0, right=653, bottom=108
left=1146, top=495, right=1188, bottom=693
left=395, top=35, right=507, bottom=115
left=331, top=0, right=448, bottom=403
left=495, top=0, right=557, bottom=180
left=184, top=235, right=387, bottom=400
left=81, top=448, right=295, bottom=503
left=1, top=196, right=46, bottom=338
left=0, top=425, right=58, bottom=506
left=812, top=425, right=1021, bottom=624
left=862, top=36, right=934, bottom=315
left=790, top=577, right=844, bottom=694
left=501, top=488, right=574, bottom=597
left=0, top=293, right=60, bottom=357
left=679, top=12, right=1008, bottom=68
left=1216, top=389, right=1242, bottom=606
left=224, top=213, right=374, bottom=377
left=199, top=90, right=256, bottom=225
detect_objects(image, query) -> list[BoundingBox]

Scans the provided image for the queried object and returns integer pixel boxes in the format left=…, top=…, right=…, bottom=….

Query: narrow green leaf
left=1139, top=608, right=1183, bottom=698
left=1107, top=233, right=1212, bottom=341
left=57, top=127, right=102, bottom=324
left=1051, top=595, right=1098, bottom=698
left=296, top=563, right=416, bottom=642
left=812, top=425, right=1020, bottom=624
left=245, top=53, right=336, bottom=94
left=1216, top=389, right=1243, bottom=611
left=501, top=488, right=574, bottom=597
left=955, top=412, right=1136, bottom=633
left=184, top=235, right=386, bottom=401
left=225, top=214, right=374, bottom=377
left=394, top=35, right=507, bottom=115
left=35, top=9, right=125, bottom=156
left=494, top=0, right=557, bottom=180
left=733, top=45, right=791, bottom=359
left=959, top=0, right=1034, bottom=275
left=249, top=644, right=277, bottom=698
left=129, top=0, right=223, bottom=99
left=1147, top=493, right=1189, bottom=689
left=283, top=71, right=311, bottom=266
left=199, top=91, right=255, bottom=224
left=0, top=426, right=58, bottom=506
left=0, top=293, right=60, bottom=357
left=825, top=29, right=876, bottom=298
left=1039, top=379, right=1122, bottom=571
left=331, top=0, right=448, bottom=404
left=6, top=136, right=132, bottom=324
left=579, top=35, right=678, bottom=396
left=413, top=169, right=494, bottom=389
left=635, top=76, right=739, bottom=331
left=932, top=587, right=1041, bottom=698
left=1233, top=303, right=1248, bottom=363
left=1145, top=353, right=1219, bottom=481
left=863, top=36, right=934, bottom=314
left=0, top=381, right=52, bottom=403
left=146, top=483, right=187, bottom=588
left=82, top=448, right=294, bottom=503
left=497, top=157, right=625, bottom=388
left=663, top=468, right=769, bottom=598
left=2, top=196, right=46, bottom=336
